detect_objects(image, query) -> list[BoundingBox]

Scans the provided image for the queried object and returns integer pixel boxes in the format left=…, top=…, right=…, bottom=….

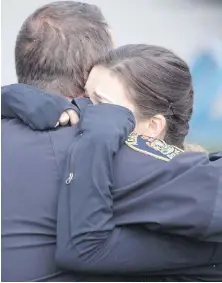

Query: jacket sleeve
left=1, top=84, right=91, bottom=130
left=55, top=104, right=218, bottom=275
left=112, top=151, right=222, bottom=242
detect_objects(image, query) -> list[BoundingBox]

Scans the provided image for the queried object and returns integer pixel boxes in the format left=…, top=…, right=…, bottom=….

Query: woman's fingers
left=55, top=110, right=79, bottom=127
left=59, top=112, right=70, bottom=126
left=66, top=109, right=79, bottom=125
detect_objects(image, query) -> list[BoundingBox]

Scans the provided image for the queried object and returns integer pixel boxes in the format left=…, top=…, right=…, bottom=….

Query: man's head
left=15, top=1, right=114, bottom=98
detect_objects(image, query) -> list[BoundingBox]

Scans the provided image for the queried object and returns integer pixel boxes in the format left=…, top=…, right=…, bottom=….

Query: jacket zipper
left=65, top=133, right=82, bottom=185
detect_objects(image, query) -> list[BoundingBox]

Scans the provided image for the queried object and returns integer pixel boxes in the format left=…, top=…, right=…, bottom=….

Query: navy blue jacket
left=1, top=85, right=84, bottom=281
left=2, top=84, right=222, bottom=281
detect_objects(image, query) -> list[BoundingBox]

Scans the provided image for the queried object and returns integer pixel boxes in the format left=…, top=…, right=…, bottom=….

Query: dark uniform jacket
left=2, top=84, right=222, bottom=281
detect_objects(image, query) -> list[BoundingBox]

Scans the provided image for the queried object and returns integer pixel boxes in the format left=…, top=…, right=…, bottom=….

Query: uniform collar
left=125, top=132, right=183, bottom=162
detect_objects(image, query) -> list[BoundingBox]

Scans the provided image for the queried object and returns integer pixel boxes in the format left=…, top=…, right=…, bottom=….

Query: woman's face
left=85, top=66, right=136, bottom=114
left=85, top=65, right=166, bottom=139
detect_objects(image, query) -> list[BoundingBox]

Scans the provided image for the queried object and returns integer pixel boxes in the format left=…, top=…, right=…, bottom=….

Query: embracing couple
left=2, top=1, right=222, bottom=282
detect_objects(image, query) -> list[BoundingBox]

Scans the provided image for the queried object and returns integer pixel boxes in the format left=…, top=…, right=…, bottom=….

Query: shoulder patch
left=125, top=132, right=183, bottom=161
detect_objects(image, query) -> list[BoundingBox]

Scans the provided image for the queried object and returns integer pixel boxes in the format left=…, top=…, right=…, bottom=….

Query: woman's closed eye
left=91, top=92, right=102, bottom=104
left=94, top=91, right=113, bottom=104
left=91, top=92, right=107, bottom=104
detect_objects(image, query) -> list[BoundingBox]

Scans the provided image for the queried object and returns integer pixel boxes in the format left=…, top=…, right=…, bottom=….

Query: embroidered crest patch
left=125, top=132, right=183, bottom=161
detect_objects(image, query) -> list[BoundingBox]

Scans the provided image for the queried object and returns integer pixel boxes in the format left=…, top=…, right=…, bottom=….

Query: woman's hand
left=56, top=109, right=79, bottom=127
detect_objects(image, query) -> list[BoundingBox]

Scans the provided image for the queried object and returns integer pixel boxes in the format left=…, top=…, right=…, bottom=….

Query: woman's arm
left=55, top=103, right=219, bottom=275
left=112, top=151, right=222, bottom=242
left=4, top=84, right=221, bottom=242
left=1, top=84, right=90, bottom=129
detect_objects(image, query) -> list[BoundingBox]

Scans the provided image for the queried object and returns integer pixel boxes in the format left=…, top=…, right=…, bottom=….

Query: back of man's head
left=15, top=1, right=113, bottom=98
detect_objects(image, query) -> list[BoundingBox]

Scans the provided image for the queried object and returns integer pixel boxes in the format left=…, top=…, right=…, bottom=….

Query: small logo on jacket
left=126, top=132, right=183, bottom=161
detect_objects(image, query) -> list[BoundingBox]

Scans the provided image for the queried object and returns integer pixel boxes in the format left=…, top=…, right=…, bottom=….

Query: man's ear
left=108, top=28, right=116, bottom=47
left=147, top=114, right=166, bottom=139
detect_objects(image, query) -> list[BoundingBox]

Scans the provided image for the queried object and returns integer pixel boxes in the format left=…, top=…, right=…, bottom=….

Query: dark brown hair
left=95, top=44, right=194, bottom=148
left=15, top=1, right=113, bottom=98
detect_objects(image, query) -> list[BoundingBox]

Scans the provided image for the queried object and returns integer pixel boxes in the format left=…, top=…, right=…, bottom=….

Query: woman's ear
left=147, top=114, right=166, bottom=139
